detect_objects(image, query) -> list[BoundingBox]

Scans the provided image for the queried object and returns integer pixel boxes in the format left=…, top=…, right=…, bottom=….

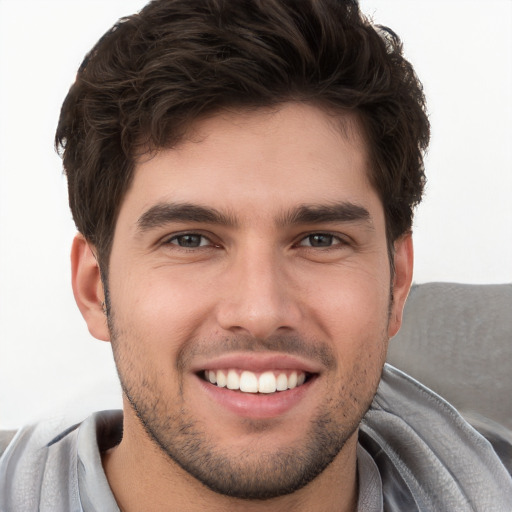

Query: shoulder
left=0, top=418, right=83, bottom=511
left=361, top=364, right=512, bottom=511
left=0, top=411, right=122, bottom=511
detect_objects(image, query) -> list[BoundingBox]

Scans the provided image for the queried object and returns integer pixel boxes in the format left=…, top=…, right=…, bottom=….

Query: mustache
left=177, top=333, right=337, bottom=371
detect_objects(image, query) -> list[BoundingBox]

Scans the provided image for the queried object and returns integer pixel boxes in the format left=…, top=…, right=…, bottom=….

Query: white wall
left=0, top=0, right=510, bottom=429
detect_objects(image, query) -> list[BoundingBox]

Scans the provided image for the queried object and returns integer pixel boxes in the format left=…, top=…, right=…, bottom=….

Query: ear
left=387, top=232, right=414, bottom=338
left=71, top=233, right=110, bottom=341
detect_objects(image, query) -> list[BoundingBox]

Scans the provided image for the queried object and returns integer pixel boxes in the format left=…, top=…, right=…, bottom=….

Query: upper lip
left=191, top=352, right=324, bottom=374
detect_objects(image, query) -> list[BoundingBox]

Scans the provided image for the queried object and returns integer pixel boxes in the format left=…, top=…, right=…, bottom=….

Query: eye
left=166, top=233, right=212, bottom=248
left=298, top=233, right=343, bottom=248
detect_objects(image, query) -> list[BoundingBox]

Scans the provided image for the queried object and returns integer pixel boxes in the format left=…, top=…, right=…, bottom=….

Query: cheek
left=107, top=272, right=205, bottom=405
left=109, top=268, right=215, bottom=361
left=304, top=262, right=391, bottom=383
left=307, top=264, right=392, bottom=338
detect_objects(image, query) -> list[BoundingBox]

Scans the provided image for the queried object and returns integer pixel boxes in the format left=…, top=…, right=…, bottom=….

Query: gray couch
left=387, top=282, right=512, bottom=473
left=1, top=282, right=511, bottom=470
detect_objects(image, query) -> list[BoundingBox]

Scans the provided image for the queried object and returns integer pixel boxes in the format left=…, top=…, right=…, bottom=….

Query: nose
left=215, top=246, right=303, bottom=340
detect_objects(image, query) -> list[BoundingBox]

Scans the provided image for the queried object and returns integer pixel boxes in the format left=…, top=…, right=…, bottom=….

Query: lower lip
left=196, top=375, right=316, bottom=419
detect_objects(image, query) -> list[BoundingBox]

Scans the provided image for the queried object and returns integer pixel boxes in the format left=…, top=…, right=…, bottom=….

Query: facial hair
left=106, top=295, right=389, bottom=500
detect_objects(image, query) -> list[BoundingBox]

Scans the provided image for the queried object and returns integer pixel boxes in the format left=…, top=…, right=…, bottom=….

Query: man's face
left=101, top=103, right=410, bottom=498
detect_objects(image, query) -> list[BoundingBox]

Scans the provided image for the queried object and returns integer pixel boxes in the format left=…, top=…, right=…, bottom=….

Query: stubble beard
left=122, top=386, right=364, bottom=500
left=105, top=298, right=388, bottom=500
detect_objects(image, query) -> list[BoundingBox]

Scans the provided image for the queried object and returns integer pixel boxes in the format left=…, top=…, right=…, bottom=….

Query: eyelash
left=163, top=232, right=217, bottom=249
left=162, top=231, right=349, bottom=250
left=296, top=233, right=348, bottom=249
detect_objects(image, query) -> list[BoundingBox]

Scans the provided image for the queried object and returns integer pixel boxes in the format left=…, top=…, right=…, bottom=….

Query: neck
left=101, top=410, right=359, bottom=512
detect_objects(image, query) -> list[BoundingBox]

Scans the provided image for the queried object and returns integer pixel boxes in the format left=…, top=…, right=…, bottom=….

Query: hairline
left=94, top=101, right=398, bottom=285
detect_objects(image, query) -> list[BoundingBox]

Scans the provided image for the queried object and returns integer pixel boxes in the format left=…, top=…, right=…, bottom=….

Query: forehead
left=122, top=102, right=379, bottom=226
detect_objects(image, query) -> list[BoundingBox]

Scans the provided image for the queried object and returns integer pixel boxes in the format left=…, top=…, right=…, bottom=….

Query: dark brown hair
left=56, top=0, right=429, bottom=270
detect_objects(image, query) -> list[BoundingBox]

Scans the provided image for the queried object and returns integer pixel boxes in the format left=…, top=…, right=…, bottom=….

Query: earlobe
left=71, top=233, right=110, bottom=341
left=388, top=232, right=414, bottom=339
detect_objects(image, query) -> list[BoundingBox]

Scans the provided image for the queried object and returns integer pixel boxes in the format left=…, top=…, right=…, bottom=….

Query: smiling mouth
left=201, top=369, right=312, bottom=394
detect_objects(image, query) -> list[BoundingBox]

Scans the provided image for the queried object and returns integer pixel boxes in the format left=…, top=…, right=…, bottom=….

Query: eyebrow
left=136, top=203, right=238, bottom=233
left=136, top=200, right=373, bottom=234
left=278, top=202, right=373, bottom=228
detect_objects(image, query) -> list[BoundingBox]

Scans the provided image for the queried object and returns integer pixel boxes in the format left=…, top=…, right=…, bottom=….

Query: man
left=1, top=0, right=511, bottom=510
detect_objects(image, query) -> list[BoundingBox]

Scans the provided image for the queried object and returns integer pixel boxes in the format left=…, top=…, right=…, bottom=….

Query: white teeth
left=258, top=372, right=276, bottom=393
left=240, top=371, right=258, bottom=393
left=226, top=369, right=240, bottom=390
left=205, top=369, right=307, bottom=393
left=276, top=373, right=288, bottom=391
left=216, top=370, right=227, bottom=388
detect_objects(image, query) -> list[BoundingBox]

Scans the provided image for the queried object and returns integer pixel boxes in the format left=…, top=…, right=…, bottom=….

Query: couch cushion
left=387, top=282, right=512, bottom=430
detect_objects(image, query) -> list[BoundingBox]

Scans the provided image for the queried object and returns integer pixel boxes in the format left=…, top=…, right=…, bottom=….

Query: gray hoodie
left=1, top=365, right=511, bottom=511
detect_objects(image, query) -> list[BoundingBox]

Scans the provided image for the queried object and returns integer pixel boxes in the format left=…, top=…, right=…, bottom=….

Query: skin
left=72, top=102, right=413, bottom=512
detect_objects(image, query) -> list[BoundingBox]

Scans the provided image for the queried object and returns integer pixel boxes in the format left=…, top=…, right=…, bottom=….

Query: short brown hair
left=56, top=0, right=429, bottom=270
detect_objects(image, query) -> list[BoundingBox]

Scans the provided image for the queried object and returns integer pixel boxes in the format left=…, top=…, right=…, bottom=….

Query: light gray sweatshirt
left=1, top=365, right=511, bottom=511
